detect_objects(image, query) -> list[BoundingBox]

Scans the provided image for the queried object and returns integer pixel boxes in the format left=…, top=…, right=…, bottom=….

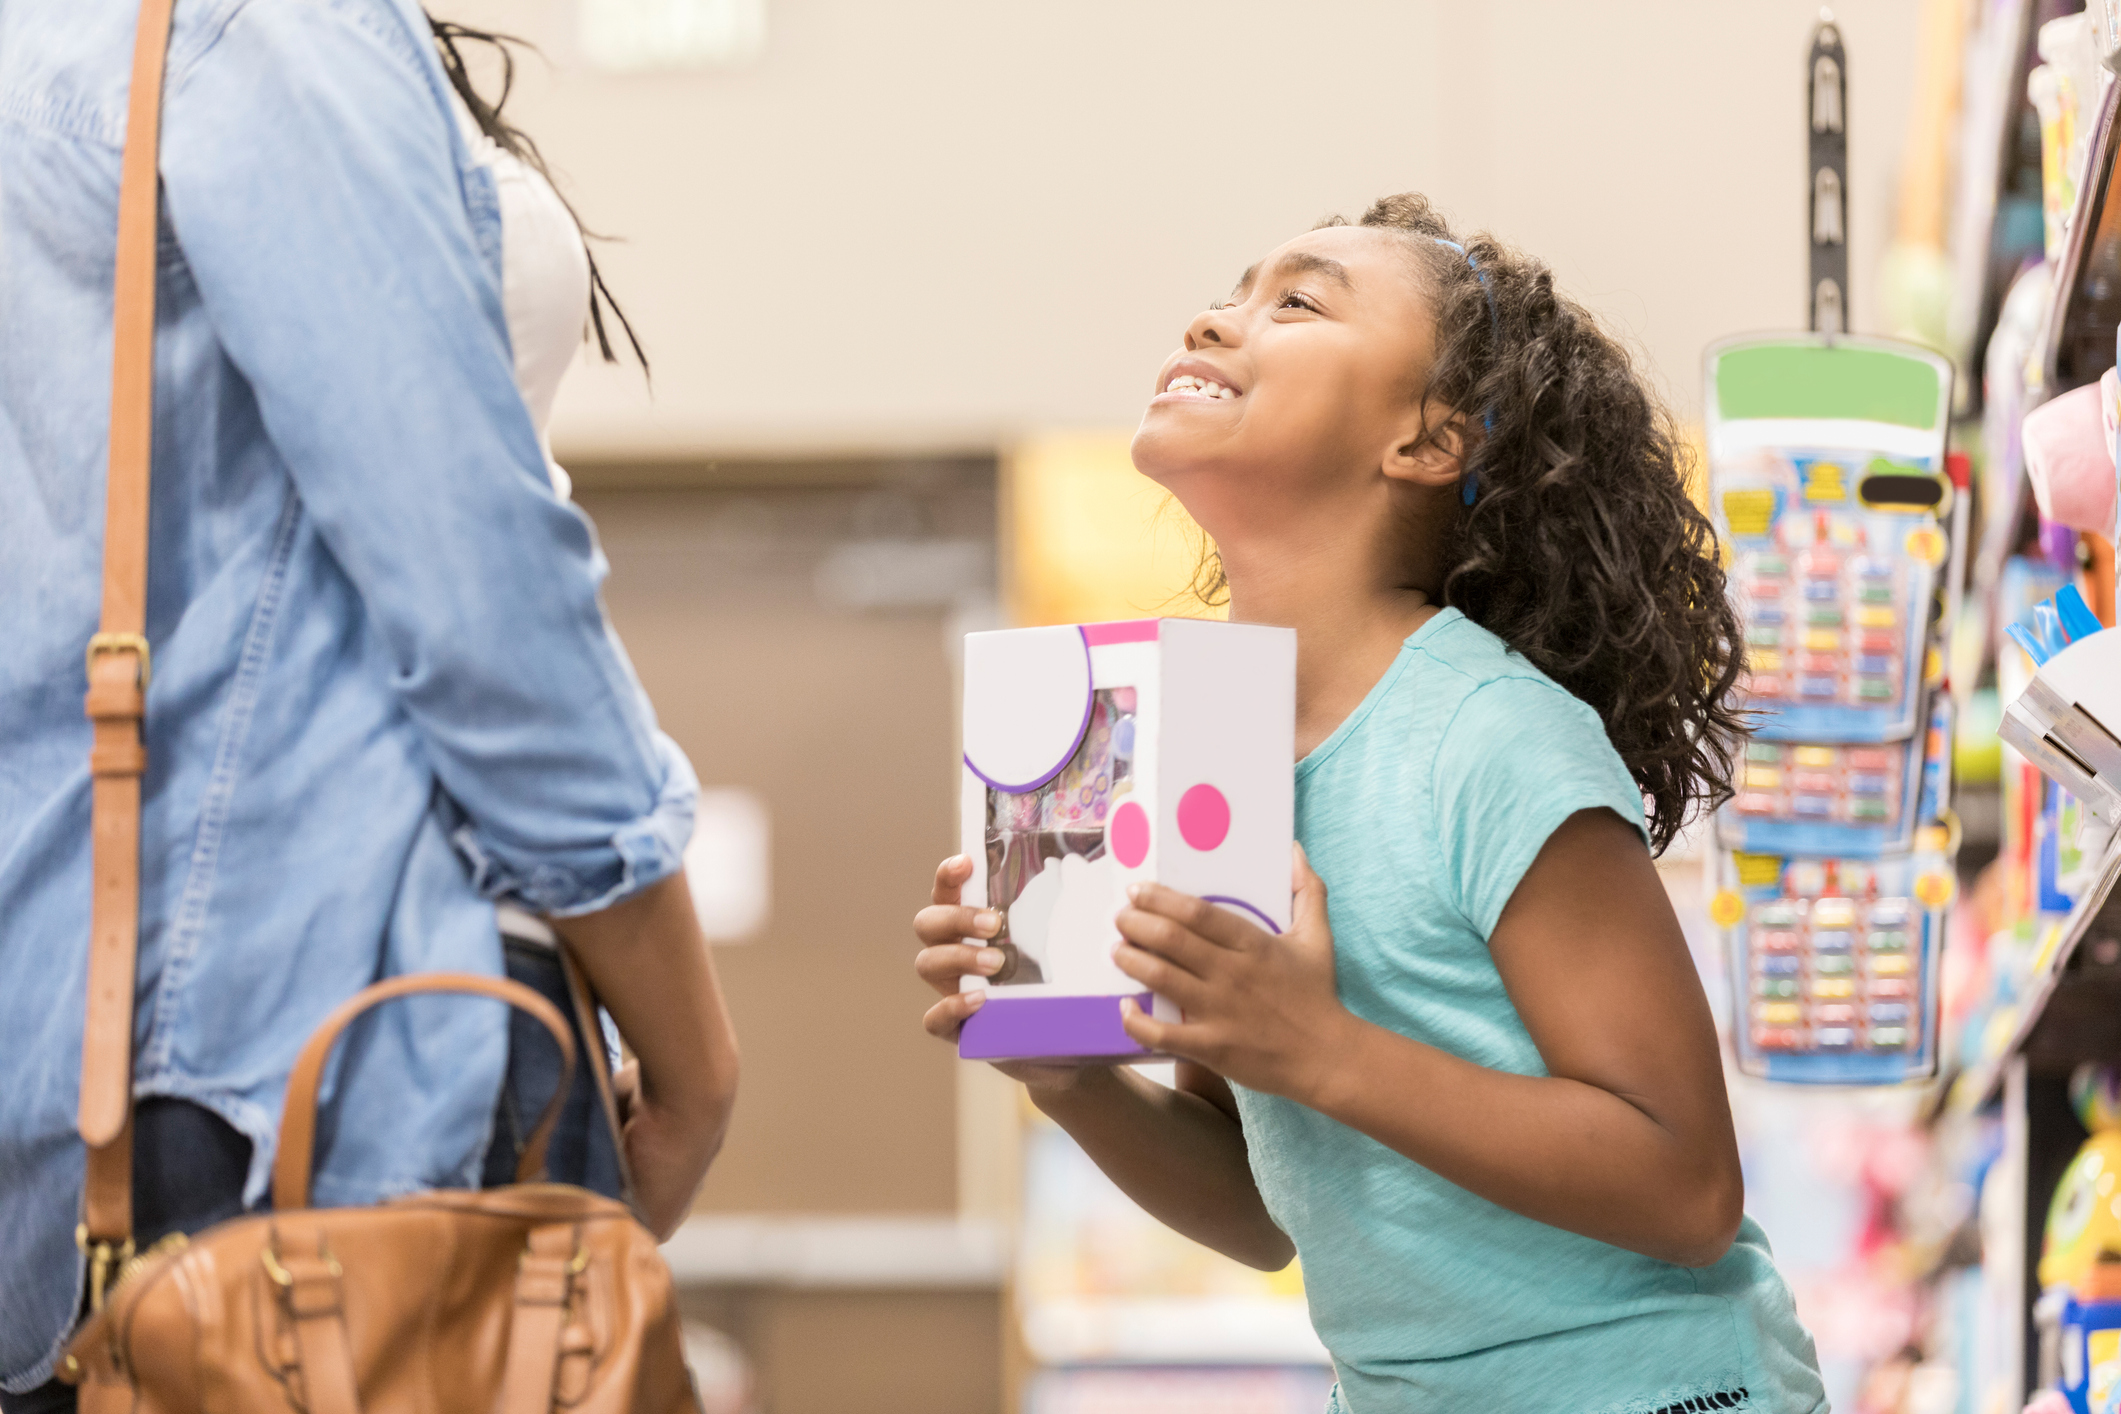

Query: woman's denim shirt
left=0, top=0, right=699, bottom=1386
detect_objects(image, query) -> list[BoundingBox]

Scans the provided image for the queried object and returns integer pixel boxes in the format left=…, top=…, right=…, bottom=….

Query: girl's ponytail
left=1359, top=194, right=1747, bottom=854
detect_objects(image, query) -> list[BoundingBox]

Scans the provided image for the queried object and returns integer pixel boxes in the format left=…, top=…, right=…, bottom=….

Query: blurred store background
left=432, top=3, right=2121, bottom=1412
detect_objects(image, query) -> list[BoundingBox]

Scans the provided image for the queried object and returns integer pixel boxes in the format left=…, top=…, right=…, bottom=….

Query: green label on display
left=1714, top=345, right=1944, bottom=429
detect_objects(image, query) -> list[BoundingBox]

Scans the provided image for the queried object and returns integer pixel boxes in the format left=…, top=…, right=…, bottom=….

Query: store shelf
left=2040, top=76, right=2121, bottom=400
left=1966, top=63, right=2121, bottom=605
left=1021, top=1296, right=1328, bottom=1366
left=1956, top=838, right=2121, bottom=1111
left=660, top=1214, right=1007, bottom=1289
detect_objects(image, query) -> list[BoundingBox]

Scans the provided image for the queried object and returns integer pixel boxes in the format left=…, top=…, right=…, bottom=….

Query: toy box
left=2001, top=587, right=2121, bottom=858
left=1705, top=334, right=1955, bottom=745
left=1722, top=693, right=1953, bottom=858
left=956, top=619, right=1295, bottom=1064
left=2035, top=1070, right=2121, bottom=1412
left=1714, top=841, right=1951, bottom=1084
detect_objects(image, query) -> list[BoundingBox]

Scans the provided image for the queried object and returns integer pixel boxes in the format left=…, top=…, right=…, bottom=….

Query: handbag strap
left=271, top=973, right=578, bottom=1212
left=78, top=0, right=177, bottom=1306
left=558, top=949, right=644, bottom=1211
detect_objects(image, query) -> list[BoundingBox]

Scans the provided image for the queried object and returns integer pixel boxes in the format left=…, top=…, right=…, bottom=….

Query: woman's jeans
left=481, top=939, right=627, bottom=1196
left=0, top=941, right=622, bottom=1414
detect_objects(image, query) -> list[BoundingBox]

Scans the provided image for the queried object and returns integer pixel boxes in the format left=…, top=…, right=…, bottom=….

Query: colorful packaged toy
left=1705, top=336, right=1953, bottom=741
left=1704, top=335, right=1960, bottom=1085
left=1713, top=842, right=1951, bottom=1084
left=2034, top=1066, right=2121, bottom=1412
left=2001, top=584, right=2121, bottom=854
left=956, top=619, right=1295, bottom=1064
left=1726, top=732, right=1931, bottom=857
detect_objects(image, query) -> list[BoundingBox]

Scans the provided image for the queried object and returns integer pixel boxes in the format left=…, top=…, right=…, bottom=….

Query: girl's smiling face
left=1131, top=224, right=1457, bottom=566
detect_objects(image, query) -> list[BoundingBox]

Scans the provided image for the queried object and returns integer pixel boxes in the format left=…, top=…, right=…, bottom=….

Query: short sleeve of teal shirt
left=1230, top=609, right=1828, bottom=1414
left=1432, top=673, right=1649, bottom=939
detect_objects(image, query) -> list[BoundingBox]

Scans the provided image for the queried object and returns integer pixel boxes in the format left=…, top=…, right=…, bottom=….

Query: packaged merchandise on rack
left=1705, top=333, right=1961, bottom=1085
left=1976, top=262, right=2057, bottom=600
left=1948, top=0, right=2040, bottom=379
left=1716, top=841, right=1955, bottom=1084
left=2029, top=1067, right=2121, bottom=1413
left=1705, top=337, right=1955, bottom=734
left=2000, top=584, right=2121, bottom=855
left=2019, top=368, right=2119, bottom=537
left=1844, top=3, right=2121, bottom=1406
left=2029, top=12, right=2110, bottom=266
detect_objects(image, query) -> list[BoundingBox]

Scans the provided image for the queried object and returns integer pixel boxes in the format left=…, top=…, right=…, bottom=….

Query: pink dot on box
left=1110, top=801, right=1150, bottom=868
left=1177, top=784, right=1230, bottom=851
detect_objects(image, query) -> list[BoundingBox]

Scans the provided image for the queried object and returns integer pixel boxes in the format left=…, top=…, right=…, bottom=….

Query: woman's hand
left=610, top=1059, right=727, bottom=1239
left=913, top=855, right=1087, bottom=1093
left=1112, top=844, right=1352, bottom=1103
left=549, top=871, right=739, bottom=1242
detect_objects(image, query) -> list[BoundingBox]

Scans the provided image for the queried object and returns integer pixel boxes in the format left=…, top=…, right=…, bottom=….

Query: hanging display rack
left=1810, top=13, right=1850, bottom=334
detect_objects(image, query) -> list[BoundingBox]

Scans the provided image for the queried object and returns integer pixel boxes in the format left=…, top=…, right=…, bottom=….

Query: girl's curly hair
left=1199, top=194, right=1746, bottom=853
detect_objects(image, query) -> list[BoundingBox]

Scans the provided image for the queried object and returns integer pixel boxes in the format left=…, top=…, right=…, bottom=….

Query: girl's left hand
left=1112, top=844, right=1350, bottom=1103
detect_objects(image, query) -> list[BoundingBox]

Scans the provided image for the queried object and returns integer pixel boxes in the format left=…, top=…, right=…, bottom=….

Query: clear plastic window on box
left=985, top=689, right=1137, bottom=986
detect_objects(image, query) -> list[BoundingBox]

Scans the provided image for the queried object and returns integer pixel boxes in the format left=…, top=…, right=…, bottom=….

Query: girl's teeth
left=1167, top=375, right=1234, bottom=398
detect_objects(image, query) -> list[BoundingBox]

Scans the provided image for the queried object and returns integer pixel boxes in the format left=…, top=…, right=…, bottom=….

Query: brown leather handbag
left=57, top=3, right=700, bottom=1409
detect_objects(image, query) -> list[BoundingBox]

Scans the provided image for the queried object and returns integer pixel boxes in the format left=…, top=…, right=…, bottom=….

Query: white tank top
left=449, top=88, right=591, bottom=503
left=449, top=89, right=593, bottom=945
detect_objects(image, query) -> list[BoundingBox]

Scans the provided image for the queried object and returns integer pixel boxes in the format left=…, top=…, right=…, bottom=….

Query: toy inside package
left=1723, top=692, right=1955, bottom=858
left=1713, top=839, right=1952, bottom=1084
left=956, top=618, right=1295, bottom=1064
left=1705, top=335, right=1955, bottom=746
left=2032, top=1066, right=2121, bottom=1413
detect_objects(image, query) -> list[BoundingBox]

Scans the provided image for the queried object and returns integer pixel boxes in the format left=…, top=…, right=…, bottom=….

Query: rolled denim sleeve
left=158, top=0, right=693, bottom=914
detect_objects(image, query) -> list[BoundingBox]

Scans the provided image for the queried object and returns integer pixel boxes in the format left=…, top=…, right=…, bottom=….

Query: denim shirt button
left=526, top=864, right=578, bottom=907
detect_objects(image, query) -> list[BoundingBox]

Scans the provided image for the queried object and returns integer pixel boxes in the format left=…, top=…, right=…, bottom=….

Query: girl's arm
left=1115, top=810, right=1745, bottom=1269
left=1033, top=1063, right=1293, bottom=1271
left=914, top=858, right=1294, bottom=1270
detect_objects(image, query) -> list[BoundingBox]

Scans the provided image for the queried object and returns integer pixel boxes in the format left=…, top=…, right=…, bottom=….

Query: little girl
left=914, top=194, right=1827, bottom=1413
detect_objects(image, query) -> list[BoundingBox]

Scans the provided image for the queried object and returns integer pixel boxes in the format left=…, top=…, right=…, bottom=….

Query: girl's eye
left=1278, top=290, right=1318, bottom=312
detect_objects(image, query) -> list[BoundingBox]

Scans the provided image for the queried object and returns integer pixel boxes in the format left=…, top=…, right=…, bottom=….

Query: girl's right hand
left=913, top=855, right=1086, bottom=1092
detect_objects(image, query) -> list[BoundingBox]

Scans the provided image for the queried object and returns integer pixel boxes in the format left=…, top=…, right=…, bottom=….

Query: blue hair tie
left=1432, top=238, right=1499, bottom=505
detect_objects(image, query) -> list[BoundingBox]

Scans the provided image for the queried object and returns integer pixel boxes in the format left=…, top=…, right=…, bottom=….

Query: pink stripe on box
left=1081, top=619, right=1161, bottom=646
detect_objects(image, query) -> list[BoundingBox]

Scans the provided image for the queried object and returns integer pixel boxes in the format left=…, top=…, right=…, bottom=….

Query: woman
left=0, top=1, right=739, bottom=1406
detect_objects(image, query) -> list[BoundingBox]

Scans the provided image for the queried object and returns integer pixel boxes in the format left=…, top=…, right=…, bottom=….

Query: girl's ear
left=1381, top=405, right=1470, bottom=490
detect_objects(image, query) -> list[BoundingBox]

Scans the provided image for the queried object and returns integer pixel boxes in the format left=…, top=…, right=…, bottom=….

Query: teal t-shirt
left=1232, top=610, right=1827, bottom=1414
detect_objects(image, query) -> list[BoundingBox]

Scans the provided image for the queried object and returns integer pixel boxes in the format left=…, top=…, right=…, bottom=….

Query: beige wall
left=581, top=475, right=993, bottom=1215
left=440, top=0, right=1923, bottom=459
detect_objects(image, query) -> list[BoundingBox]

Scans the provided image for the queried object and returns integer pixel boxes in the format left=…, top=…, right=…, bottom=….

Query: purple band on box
left=958, top=991, right=1157, bottom=1061
left=1202, top=895, right=1282, bottom=934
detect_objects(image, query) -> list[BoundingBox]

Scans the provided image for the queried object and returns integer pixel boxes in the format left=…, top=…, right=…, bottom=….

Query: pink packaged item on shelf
left=956, top=618, right=1296, bottom=1063
left=2021, top=374, right=2119, bottom=537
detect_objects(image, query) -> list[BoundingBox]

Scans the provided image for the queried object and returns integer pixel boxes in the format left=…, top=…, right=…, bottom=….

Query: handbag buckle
left=516, top=1244, right=591, bottom=1275
left=76, top=1225, right=136, bottom=1312
left=86, top=633, right=151, bottom=690
left=260, top=1238, right=342, bottom=1287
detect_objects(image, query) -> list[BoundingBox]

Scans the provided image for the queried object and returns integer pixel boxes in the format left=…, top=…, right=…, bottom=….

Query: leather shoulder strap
left=558, top=948, right=643, bottom=1215
left=79, top=0, right=178, bottom=1287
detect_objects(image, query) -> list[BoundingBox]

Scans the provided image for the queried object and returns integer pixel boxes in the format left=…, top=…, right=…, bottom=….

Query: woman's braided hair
left=1202, top=193, right=1747, bottom=853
